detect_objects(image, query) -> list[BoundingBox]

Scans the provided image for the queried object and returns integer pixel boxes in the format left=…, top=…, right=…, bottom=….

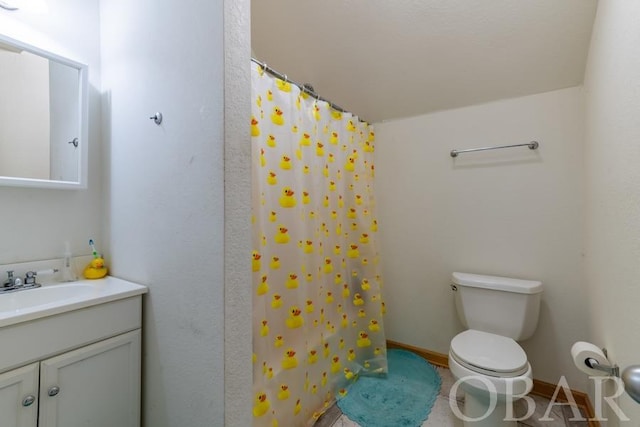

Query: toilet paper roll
left=571, top=341, right=610, bottom=376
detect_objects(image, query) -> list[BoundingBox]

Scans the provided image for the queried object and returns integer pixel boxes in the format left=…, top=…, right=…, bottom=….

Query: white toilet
left=448, top=272, right=543, bottom=427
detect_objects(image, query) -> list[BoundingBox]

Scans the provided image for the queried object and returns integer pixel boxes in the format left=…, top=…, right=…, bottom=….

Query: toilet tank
left=451, top=272, right=543, bottom=341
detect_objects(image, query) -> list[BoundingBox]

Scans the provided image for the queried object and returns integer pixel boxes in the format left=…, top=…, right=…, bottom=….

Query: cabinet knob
left=22, top=395, right=36, bottom=407
left=48, top=386, right=60, bottom=397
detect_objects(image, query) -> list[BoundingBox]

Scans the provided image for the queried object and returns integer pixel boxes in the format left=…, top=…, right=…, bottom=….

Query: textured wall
left=583, top=1, right=640, bottom=423
left=100, top=1, right=225, bottom=425
left=0, top=1, right=103, bottom=264
left=224, top=0, right=253, bottom=425
left=374, top=87, right=589, bottom=391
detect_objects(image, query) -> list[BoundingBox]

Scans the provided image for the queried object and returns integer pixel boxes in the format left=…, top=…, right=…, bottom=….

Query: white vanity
left=0, top=18, right=146, bottom=427
left=0, top=277, right=147, bottom=427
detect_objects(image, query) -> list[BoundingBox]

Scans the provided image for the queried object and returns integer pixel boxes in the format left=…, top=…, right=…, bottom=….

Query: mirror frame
left=0, top=33, right=88, bottom=190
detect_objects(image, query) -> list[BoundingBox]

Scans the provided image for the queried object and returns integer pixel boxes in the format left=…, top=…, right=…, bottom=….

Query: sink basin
left=0, top=283, right=96, bottom=313
left=0, top=277, right=147, bottom=328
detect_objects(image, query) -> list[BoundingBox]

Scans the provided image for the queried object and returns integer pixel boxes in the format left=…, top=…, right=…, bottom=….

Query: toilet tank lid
left=452, top=272, right=543, bottom=294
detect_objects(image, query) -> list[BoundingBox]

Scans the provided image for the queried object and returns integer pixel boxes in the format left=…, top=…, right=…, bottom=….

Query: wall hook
left=68, top=137, right=79, bottom=148
left=150, top=112, right=163, bottom=125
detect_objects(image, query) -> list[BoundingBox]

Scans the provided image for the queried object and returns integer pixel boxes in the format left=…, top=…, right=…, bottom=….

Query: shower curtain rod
left=251, top=57, right=368, bottom=124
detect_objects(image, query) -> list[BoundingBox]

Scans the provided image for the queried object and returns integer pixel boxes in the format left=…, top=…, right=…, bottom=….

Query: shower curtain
left=251, top=61, right=387, bottom=427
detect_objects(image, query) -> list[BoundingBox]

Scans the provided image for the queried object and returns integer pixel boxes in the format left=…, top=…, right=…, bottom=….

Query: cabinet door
left=0, top=362, right=39, bottom=427
left=38, top=329, right=141, bottom=427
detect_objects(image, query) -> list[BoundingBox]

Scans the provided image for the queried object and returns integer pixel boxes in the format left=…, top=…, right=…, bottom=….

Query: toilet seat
left=450, top=330, right=528, bottom=378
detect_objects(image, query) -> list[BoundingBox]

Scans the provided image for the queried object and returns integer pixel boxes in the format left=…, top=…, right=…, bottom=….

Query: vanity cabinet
left=0, top=362, right=39, bottom=427
left=0, top=331, right=140, bottom=427
left=0, top=289, right=145, bottom=427
left=39, top=330, right=141, bottom=427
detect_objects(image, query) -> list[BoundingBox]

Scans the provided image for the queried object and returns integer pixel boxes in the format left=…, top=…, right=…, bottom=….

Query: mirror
left=0, top=33, right=88, bottom=189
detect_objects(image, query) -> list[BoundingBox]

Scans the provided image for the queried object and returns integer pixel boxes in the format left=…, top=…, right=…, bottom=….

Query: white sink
left=0, top=283, right=96, bottom=312
left=0, top=277, right=147, bottom=328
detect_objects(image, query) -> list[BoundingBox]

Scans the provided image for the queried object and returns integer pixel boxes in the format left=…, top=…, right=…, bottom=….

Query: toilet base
left=460, top=391, right=517, bottom=427
left=448, top=347, right=534, bottom=427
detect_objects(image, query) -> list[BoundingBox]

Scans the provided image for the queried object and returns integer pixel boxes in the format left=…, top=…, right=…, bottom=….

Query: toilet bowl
left=448, top=273, right=543, bottom=427
left=448, top=330, right=533, bottom=426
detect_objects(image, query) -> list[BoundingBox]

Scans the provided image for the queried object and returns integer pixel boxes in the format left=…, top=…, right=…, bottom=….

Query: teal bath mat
left=337, top=349, right=441, bottom=427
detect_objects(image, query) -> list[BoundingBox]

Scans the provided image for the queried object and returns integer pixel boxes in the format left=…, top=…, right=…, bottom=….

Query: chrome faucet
left=2, top=270, right=21, bottom=288
left=1, top=270, right=42, bottom=293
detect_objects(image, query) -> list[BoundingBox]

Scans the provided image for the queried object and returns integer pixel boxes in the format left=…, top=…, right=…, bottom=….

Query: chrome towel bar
left=450, top=141, right=539, bottom=158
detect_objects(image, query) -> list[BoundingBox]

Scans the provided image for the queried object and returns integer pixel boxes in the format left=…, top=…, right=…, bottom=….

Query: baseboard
left=529, top=378, right=599, bottom=427
left=386, top=339, right=449, bottom=368
left=584, top=396, right=599, bottom=427
left=386, top=339, right=599, bottom=426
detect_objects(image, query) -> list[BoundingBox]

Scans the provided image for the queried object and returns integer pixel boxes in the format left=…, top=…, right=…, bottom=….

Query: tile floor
left=323, top=366, right=590, bottom=427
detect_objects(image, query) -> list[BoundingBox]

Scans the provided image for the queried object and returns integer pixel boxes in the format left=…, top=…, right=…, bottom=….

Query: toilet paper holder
left=582, top=348, right=620, bottom=377
left=578, top=346, right=640, bottom=405
left=585, top=355, right=620, bottom=377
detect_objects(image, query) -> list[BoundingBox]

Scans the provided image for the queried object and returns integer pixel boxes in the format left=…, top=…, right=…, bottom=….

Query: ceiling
left=251, top=0, right=598, bottom=123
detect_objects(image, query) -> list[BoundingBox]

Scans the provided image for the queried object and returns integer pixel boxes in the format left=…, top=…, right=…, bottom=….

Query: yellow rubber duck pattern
left=251, top=62, right=387, bottom=427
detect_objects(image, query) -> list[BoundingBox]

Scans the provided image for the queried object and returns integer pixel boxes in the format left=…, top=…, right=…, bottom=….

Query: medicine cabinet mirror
left=0, top=33, right=88, bottom=189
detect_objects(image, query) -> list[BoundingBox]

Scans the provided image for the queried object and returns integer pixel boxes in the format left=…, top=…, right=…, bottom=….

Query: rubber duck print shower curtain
left=251, top=61, right=387, bottom=426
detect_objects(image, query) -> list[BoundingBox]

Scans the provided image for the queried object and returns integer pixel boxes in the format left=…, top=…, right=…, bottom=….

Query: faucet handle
left=3, top=270, right=22, bottom=288
left=24, top=271, right=37, bottom=285
left=3, top=270, right=14, bottom=287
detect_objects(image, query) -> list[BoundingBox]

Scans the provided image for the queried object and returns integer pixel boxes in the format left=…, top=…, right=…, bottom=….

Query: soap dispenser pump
left=62, top=242, right=76, bottom=282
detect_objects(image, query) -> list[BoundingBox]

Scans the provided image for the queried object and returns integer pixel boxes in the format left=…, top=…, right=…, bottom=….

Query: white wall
left=100, top=1, right=228, bottom=425
left=0, top=2, right=102, bottom=264
left=584, top=1, right=640, bottom=424
left=375, top=87, right=589, bottom=391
